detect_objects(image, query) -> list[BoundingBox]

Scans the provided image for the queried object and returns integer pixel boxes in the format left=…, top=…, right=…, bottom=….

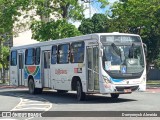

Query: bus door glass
left=18, top=53, right=24, bottom=86
left=87, top=45, right=99, bottom=91
left=43, top=51, right=51, bottom=87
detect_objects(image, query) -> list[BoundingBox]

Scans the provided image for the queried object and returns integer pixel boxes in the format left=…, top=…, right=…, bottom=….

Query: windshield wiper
left=128, top=43, right=135, bottom=58
left=111, top=43, right=123, bottom=62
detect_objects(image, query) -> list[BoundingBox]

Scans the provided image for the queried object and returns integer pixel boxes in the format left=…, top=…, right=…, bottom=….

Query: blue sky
left=83, top=0, right=119, bottom=18
left=72, top=0, right=118, bottom=27
left=91, top=0, right=119, bottom=14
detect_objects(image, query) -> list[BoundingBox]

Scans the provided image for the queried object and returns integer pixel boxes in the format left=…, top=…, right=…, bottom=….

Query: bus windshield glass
left=100, top=35, right=144, bottom=79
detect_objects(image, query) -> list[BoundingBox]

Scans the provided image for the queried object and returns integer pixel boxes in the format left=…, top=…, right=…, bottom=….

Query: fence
left=148, top=69, right=160, bottom=80
left=0, top=69, right=9, bottom=83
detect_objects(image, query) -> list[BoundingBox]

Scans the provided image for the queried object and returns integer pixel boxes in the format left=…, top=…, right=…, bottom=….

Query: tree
left=0, top=0, right=30, bottom=83
left=31, top=19, right=82, bottom=41
left=31, top=0, right=85, bottom=21
left=30, top=0, right=85, bottom=41
left=0, top=46, right=9, bottom=83
left=31, top=0, right=109, bottom=21
left=109, top=0, right=160, bottom=68
left=30, top=0, right=109, bottom=41
left=78, top=13, right=109, bottom=34
left=78, top=18, right=94, bottom=34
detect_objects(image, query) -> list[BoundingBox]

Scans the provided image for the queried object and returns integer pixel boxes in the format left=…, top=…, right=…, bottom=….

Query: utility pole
left=81, top=0, right=92, bottom=18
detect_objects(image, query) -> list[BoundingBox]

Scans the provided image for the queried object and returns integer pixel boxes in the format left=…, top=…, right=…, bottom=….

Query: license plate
left=124, top=89, right=131, bottom=92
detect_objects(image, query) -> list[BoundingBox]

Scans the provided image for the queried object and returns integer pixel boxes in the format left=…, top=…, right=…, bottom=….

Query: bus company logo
left=55, top=69, right=67, bottom=75
left=25, top=66, right=40, bottom=76
left=24, top=66, right=40, bottom=79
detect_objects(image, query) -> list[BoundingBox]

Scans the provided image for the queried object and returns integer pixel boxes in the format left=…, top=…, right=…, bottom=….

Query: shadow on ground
left=0, top=88, right=137, bottom=104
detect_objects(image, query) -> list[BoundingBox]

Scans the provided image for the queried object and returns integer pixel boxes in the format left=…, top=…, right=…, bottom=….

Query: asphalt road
left=0, top=88, right=160, bottom=120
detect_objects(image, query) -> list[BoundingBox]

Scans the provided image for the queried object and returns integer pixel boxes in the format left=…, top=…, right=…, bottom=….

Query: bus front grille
left=115, top=85, right=139, bottom=92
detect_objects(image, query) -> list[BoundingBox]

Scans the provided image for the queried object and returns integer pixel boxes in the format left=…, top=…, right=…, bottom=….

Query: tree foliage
left=0, top=46, right=9, bottom=68
left=78, top=13, right=109, bottom=34
left=30, top=0, right=85, bottom=41
left=31, top=0, right=109, bottom=21
left=109, top=0, right=160, bottom=67
left=31, top=19, right=82, bottom=41
left=31, top=0, right=85, bottom=21
left=0, top=0, right=30, bottom=34
left=0, top=0, right=30, bottom=83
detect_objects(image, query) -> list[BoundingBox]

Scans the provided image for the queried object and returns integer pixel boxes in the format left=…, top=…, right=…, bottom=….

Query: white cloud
left=83, top=3, right=97, bottom=18
left=71, top=2, right=97, bottom=28
left=108, top=0, right=118, bottom=3
left=72, top=21, right=81, bottom=28
left=72, top=0, right=119, bottom=28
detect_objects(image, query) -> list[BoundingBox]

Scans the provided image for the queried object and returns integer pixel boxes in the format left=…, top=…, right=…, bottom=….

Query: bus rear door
left=42, top=51, right=51, bottom=88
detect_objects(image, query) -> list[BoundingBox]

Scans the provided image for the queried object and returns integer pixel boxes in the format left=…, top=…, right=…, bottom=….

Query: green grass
left=147, top=80, right=160, bottom=85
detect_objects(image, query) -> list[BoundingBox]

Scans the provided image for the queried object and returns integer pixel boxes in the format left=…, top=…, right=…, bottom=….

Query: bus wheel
left=110, top=93, right=119, bottom=98
left=28, top=78, right=35, bottom=94
left=76, top=81, right=85, bottom=101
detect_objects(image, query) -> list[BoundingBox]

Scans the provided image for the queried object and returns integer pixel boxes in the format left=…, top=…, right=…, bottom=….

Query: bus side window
left=51, top=45, right=57, bottom=64
left=58, top=44, right=70, bottom=64
left=35, top=47, right=41, bottom=65
left=71, top=42, right=84, bottom=63
left=10, top=51, right=17, bottom=66
left=25, top=48, right=35, bottom=65
left=70, top=48, right=74, bottom=63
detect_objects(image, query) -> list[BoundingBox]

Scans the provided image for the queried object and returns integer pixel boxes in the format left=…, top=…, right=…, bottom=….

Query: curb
left=146, top=85, right=160, bottom=89
left=0, top=85, right=27, bottom=89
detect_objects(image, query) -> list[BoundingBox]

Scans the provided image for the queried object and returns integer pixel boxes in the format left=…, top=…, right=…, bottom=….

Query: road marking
left=18, top=104, right=51, bottom=106
left=13, top=107, right=49, bottom=110
left=10, top=94, right=52, bottom=120
left=0, top=118, right=17, bottom=120
left=11, top=96, right=52, bottom=111
left=11, top=98, right=23, bottom=111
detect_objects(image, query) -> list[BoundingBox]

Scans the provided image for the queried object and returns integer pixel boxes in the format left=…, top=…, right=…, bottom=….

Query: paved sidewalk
left=146, top=84, right=160, bottom=93
left=0, top=84, right=27, bottom=89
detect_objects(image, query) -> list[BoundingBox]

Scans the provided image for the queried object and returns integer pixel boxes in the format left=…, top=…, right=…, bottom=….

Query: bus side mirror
left=99, top=49, right=103, bottom=57
left=143, top=43, right=147, bottom=56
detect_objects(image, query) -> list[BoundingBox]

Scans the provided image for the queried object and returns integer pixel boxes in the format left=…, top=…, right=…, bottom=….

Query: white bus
left=10, top=33, right=147, bottom=101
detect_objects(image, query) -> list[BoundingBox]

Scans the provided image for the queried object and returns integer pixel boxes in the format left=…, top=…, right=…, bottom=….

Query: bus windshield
left=100, top=35, right=145, bottom=79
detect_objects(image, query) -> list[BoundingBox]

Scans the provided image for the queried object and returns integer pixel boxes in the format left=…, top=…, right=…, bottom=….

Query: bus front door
left=42, top=51, right=51, bottom=88
left=87, top=46, right=99, bottom=91
left=18, top=53, right=24, bottom=86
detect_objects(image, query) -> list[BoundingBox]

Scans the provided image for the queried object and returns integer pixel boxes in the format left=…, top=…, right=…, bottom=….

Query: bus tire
left=28, top=78, right=36, bottom=94
left=110, top=93, right=119, bottom=98
left=76, top=80, right=85, bottom=101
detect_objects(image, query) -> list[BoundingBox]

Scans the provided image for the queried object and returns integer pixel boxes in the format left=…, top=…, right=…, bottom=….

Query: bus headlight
left=103, top=76, right=112, bottom=83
